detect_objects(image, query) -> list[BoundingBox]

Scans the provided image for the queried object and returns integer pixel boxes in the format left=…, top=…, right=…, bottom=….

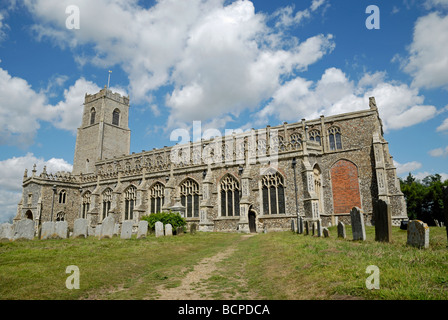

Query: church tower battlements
left=73, top=86, right=131, bottom=175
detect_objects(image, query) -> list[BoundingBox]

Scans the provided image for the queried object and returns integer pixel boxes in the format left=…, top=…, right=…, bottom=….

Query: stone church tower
left=73, top=86, right=131, bottom=175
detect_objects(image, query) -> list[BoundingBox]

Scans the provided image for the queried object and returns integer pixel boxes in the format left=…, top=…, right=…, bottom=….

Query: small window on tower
left=112, top=109, right=120, bottom=126
left=90, top=108, right=96, bottom=125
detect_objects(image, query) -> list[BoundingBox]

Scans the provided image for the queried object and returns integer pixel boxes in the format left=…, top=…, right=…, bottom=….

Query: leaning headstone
left=0, top=223, right=14, bottom=241
left=121, top=220, right=134, bottom=239
left=165, top=224, right=173, bottom=237
left=374, top=200, right=392, bottom=242
left=155, top=221, right=164, bottom=237
left=190, top=223, right=197, bottom=234
left=137, top=220, right=148, bottom=239
left=407, top=220, right=429, bottom=249
left=100, top=216, right=115, bottom=239
left=350, top=207, right=366, bottom=241
left=40, top=221, right=55, bottom=240
left=73, top=218, right=88, bottom=238
left=337, top=221, right=346, bottom=239
left=13, top=219, right=35, bottom=240
left=176, top=226, right=184, bottom=235
left=323, top=227, right=330, bottom=238
left=55, top=221, right=68, bottom=239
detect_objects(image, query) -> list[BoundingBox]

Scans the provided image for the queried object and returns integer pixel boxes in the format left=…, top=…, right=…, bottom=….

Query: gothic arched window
left=102, top=188, right=112, bottom=220
left=82, top=191, right=91, bottom=219
left=124, top=185, right=136, bottom=220
left=289, top=132, right=302, bottom=150
left=56, top=212, right=65, bottom=221
left=261, top=171, right=285, bottom=215
left=180, top=179, right=200, bottom=218
left=220, top=175, right=240, bottom=217
left=328, top=126, right=342, bottom=151
left=90, top=108, right=96, bottom=125
left=149, top=182, right=165, bottom=214
left=309, top=129, right=321, bottom=145
left=112, top=109, right=120, bottom=126
left=58, top=190, right=67, bottom=204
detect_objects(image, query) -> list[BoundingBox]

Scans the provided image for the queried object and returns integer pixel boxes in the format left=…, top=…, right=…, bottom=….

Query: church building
left=16, top=87, right=408, bottom=234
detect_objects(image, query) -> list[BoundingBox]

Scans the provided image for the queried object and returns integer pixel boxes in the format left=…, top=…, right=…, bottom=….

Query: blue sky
left=0, top=0, right=447, bottom=222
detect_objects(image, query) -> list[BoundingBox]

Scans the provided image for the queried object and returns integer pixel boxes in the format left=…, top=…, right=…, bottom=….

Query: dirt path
left=154, top=234, right=254, bottom=300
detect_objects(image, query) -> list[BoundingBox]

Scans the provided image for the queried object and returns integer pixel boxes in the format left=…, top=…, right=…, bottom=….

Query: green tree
left=141, top=211, right=187, bottom=233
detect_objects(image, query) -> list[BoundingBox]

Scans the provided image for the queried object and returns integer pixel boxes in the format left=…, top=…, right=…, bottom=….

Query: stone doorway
left=248, top=210, right=256, bottom=233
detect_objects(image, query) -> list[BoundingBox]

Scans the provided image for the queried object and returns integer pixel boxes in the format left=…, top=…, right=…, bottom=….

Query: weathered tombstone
left=100, top=216, right=115, bottom=239
left=40, top=221, right=55, bottom=240
left=155, top=221, right=164, bottom=237
left=374, top=200, right=392, bottom=242
left=323, top=227, right=330, bottom=238
left=137, top=220, right=148, bottom=239
left=337, top=221, right=346, bottom=239
left=190, top=223, right=197, bottom=235
left=407, top=220, right=429, bottom=249
left=176, top=226, right=184, bottom=235
left=297, top=216, right=303, bottom=234
left=304, top=220, right=309, bottom=235
left=55, top=221, right=68, bottom=239
left=443, top=186, right=448, bottom=245
left=350, top=207, right=366, bottom=241
left=165, top=224, right=173, bottom=237
left=13, top=219, right=35, bottom=240
left=291, top=219, right=295, bottom=232
left=317, top=219, right=323, bottom=237
left=0, top=223, right=13, bottom=241
left=95, top=226, right=102, bottom=237
left=73, top=218, right=88, bottom=238
left=121, top=220, right=134, bottom=239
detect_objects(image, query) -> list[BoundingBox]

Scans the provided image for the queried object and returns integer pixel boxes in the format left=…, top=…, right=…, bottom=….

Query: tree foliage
left=399, top=173, right=448, bottom=226
left=140, top=211, right=187, bottom=232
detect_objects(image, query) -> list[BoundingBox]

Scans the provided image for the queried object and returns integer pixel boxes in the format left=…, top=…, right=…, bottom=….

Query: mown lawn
left=0, top=226, right=447, bottom=300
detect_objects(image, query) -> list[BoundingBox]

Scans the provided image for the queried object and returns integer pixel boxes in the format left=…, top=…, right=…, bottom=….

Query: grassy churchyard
left=0, top=226, right=447, bottom=300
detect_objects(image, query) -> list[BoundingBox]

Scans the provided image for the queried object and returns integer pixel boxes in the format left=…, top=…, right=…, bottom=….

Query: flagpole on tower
left=107, top=70, right=112, bottom=89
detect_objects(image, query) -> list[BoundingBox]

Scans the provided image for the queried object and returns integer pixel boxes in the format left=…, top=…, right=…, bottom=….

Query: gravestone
left=374, top=200, right=392, bottom=242
left=176, top=226, right=184, bottom=235
left=190, top=223, right=197, bottom=234
left=40, top=221, right=55, bottom=240
left=55, top=221, right=68, bottom=239
left=13, top=219, right=35, bottom=240
left=350, top=207, right=366, bottom=241
left=95, top=226, right=101, bottom=237
left=337, top=221, right=346, bottom=239
left=137, top=220, right=148, bottom=239
left=304, top=220, right=309, bottom=235
left=0, top=223, right=13, bottom=241
left=121, top=220, right=134, bottom=239
left=165, top=224, right=173, bottom=237
left=323, top=227, right=330, bottom=238
left=155, top=221, right=164, bottom=237
left=407, top=220, right=429, bottom=249
left=73, top=218, right=88, bottom=238
left=100, top=216, right=115, bottom=239
left=291, top=219, right=295, bottom=232
left=297, top=216, right=303, bottom=234
left=443, top=186, right=448, bottom=245
left=317, top=219, right=323, bottom=237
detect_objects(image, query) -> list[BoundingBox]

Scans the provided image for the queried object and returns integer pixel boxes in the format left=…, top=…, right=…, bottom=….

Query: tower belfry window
left=112, top=109, right=120, bottom=126
left=90, top=108, right=96, bottom=125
